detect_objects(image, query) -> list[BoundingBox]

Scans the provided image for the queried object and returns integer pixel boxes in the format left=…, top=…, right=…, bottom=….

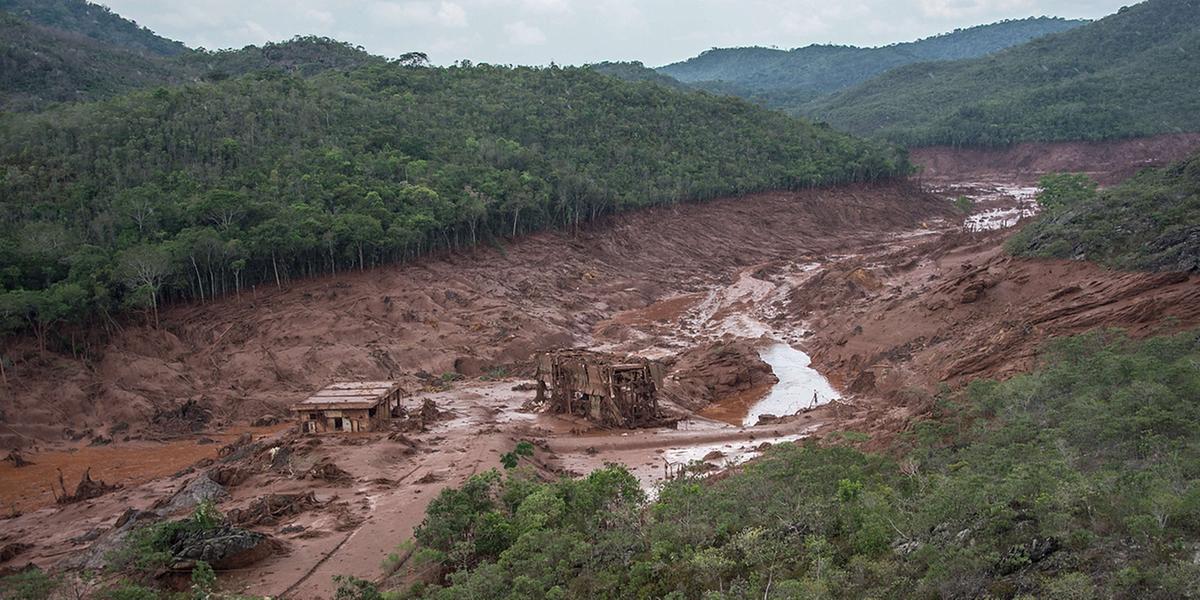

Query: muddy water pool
left=744, top=343, right=840, bottom=426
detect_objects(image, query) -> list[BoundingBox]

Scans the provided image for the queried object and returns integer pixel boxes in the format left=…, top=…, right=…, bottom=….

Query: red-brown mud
left=911, top=132, right=1200, bottom=185
left=2, top=136, right=1198, bottom=598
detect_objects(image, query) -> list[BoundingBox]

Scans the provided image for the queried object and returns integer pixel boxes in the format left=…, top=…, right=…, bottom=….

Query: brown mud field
left=2, top=136, right=1199, bottom=598
left=910, top=132, right=1200, bottom=185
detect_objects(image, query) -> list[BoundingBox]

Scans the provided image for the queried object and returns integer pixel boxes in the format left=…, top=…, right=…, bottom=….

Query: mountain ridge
left=654, top=17, right=1087, bottom=108
left=806, top=0, right=1200, bottom=146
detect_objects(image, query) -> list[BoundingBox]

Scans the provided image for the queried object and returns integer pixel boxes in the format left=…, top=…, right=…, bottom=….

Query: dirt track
left=2, top=135, right=1199, bottom=597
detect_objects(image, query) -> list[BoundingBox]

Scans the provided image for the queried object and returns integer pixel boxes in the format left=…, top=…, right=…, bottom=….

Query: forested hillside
left=1008, top=150, right=1200, bottom=272
left=654, top=17, right=1084, bottom=110
left=0, top=63, right=908, bottom=342
left=0, top=0, right=187, bottom=56
left=809, top=0, right=1200, bottom=146
left=0, top=0, right=392, bottom=111
left=389, top=330, right=1200, bottom=598
left=0, top=12, right=185, bottom=111
left=587, top=61, right=691, bottom=90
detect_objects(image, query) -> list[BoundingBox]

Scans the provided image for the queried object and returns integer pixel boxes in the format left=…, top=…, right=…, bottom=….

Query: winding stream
left=744, top=343, right=840, bottom=426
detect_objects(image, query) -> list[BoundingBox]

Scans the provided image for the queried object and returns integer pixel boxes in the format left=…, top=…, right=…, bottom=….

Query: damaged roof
left=292, top=381, right=402, bottom=411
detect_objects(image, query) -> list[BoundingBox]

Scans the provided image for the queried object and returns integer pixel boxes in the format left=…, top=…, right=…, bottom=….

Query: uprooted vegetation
left=379, top=330, right=1200, bottom=599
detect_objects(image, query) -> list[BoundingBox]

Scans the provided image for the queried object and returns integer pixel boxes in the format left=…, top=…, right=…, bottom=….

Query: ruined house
left=534, top=350, right=670, bottom=428
left=292, top=381, right=403, bottom=433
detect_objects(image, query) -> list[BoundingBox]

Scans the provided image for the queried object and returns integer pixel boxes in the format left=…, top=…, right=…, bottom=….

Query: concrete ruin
left=292, top=382, right=403, bottom=433
left=534, top=349, right=671, bottom=428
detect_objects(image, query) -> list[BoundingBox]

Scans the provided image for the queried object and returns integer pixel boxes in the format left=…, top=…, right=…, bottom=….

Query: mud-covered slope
left=0, top=183, right=947, bottom=446
left=783, top=229, right=1200, bottom=442
left=909, top=133, right=1200, bottom=185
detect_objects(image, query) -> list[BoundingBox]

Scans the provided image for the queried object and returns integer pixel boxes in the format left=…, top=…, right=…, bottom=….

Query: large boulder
left=664, top=339, right=777, bottom=411
left=169, top=525, right=276, bottom=571
left=154, top=475, right=229, bottom=515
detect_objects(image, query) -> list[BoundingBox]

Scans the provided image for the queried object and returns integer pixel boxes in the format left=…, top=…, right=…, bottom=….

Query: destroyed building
left=292, top=381, right=403, bottom=433
left=534, top=349, right=670, bottom=428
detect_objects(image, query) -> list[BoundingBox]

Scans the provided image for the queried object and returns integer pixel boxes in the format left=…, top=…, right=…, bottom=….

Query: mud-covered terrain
left=2, top=139, right=1199, bottom=598
left=911, top=132, right=1200, bottom=185
left=1, top=182, right=946, bottom=446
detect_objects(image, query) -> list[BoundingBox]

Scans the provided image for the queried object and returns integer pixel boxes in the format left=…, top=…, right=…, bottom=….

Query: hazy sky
left=100, top=0, right=1135, bottom=66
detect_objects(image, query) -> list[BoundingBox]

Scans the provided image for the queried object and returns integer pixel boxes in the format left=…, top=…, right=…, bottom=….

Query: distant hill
left=655, top=17, right=1086, bottom=108
left=808, top=0, right=1200, bottom=146
left=0, top=12, right=184, bottom=110
left=178, top=37, right=387, bottom=81
left=0, top=0, right=187, bottom=56
left=588, top=61, right=691, bottom=90
left=0, top=0, right=389, bottom=111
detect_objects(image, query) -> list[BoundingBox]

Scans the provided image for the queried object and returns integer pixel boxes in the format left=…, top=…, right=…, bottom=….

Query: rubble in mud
left=229, top=493, right=320, bottom=527
left=154, top=474, right=229, bottom=515
left=391, top=398, right=452, bottom=432
left=54, top=467, right=121, bottom=504
left=167, top=524, right=277, bottom=571
left=304, top=460, right=353, bottom=483
left=150, top=398, right=213, bottom=434
left=4, top=449, right=32, bottom=467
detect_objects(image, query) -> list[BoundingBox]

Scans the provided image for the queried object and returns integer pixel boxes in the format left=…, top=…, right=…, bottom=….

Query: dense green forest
left=0, top=0, right=187, bottom=57
left=0, top=0, right=393, bottom=111
left=0, top=63, right=908, bottom=344
left=0, top=0, right=909, bottom=344
left=1008, top=150, right=1200, bottom=272
left=361, top=330, right=1200, bottom=598
left=587, top=61, right=691, bottom=91
left=0, top=11, right=185, bottom=111
left=650, top=18, right=1085, bottom=110
left=808, top=0, right=1200, bottom=146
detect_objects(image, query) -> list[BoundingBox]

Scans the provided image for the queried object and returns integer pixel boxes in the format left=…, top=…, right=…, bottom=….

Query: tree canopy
left=807, top=0, right=1200, bottom=146
left=640, top=18, right=1086, bottom=112
left=398, top=330, right=1200, bottom=598
left=1008, top=150, right=1200, bottom=272
left=0, top=62, right=909, bottom=342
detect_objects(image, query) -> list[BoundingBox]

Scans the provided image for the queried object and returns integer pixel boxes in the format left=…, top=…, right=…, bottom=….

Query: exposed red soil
left=0, top=182, right=947, bottom=448
left=792, top=231, right=1200, bottom=392
left=772, top=231, right=1200, bottom=448
left=911, top=133, right=1200, bottom=185
left=664, top=339, right=777, bottom=414
left=0, top=425, right=285, bottom=514
left=2, top=136, right=1198, bottom=598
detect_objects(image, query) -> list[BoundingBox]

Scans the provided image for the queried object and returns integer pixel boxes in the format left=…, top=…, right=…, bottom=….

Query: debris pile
left=304, top=460, right=353, bottom=483
left=168, top=525, right=276, bottom=570
left=154, top=475, right=230, bottom=515
left=533, top=349, right=673, bottom=428
left=151, top=398, right=213, bottom=433
left=228, top=493, right=320, bottom=527
left=54, top=468, right=121, bottom=504
left=392, top=398, right=450, bottom=432
left=4, top=449, right=32, bottom=468
left=218, top=433, right=256, bottom=459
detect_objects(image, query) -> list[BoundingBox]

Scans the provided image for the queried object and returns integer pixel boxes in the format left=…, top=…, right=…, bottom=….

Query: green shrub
left=332, top=576, right=384, bottom=600
left=392, top=330, right=1200, bottom=598
left=99, top=582, right=161, bottom=600
left=0, top=570, right=58, bottom=600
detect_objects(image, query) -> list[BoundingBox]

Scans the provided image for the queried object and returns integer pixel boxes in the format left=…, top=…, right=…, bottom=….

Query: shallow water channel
left=744, top=343, right=840, bottom=427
